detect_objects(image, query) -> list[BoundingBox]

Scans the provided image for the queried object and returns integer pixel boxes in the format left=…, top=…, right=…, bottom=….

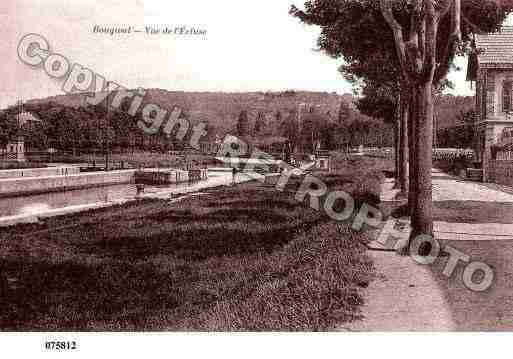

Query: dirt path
left=346, top=169, right=513, bottom=331
left=346, top=248, right=456, bottom=331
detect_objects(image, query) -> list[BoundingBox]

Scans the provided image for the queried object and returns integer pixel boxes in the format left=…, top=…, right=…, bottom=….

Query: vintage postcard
left=1, top=0, right=513, bottom=357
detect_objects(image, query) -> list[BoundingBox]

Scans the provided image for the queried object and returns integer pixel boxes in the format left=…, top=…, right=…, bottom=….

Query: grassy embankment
left=0, top=155, right=392, bottom=331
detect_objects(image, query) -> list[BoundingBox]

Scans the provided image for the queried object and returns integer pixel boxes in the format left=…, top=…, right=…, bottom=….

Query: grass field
left=0, top=155, right=392, bottom=331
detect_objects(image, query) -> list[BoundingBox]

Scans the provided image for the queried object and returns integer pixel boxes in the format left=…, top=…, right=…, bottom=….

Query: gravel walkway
left=432, top=169, right=513, bottom=203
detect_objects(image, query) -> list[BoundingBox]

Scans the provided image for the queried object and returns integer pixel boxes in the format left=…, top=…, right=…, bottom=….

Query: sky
left=1, top=0, right=509, bottom=109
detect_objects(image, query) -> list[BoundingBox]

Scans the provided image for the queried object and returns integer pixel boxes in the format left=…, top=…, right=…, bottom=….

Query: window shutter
left=486, top=74, right=496, bottom=92
left=503, top=81, right=512, bottom=113
left=486, top=73, right=496, bottom=116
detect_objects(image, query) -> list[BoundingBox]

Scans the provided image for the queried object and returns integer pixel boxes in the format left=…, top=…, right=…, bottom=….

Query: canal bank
left=0, top=162, right=314, bottom=227
left=0, top=170, right=137, bottom=198
left=0, top=168, right=210, bottom=198
left=0, top=171, right=254, bottom=227
left=0, top=166, right=80, bottom=179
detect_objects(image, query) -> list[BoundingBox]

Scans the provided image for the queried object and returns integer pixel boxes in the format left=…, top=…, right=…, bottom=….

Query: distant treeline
left=0, top=90, right=404, bottom=153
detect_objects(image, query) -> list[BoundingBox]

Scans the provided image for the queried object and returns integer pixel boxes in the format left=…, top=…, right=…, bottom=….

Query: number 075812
left=45, top=341, right=77, bottom=350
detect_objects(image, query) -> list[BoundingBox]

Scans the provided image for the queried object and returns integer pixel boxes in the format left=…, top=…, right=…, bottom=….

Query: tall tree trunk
left=398, top=92, right=409, bottom=196
left=433, top=114, right=438, bottom=149
left=407, top=86, right=417, bottom=218
left=411, top=81, right=434, bottom=239
left=409, top=0, right=438, bottom=241
left=394, top=96, right=401, bottom=188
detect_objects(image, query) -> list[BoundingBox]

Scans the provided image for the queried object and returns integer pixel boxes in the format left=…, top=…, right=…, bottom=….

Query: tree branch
left=407, top=0, right=425, bottom=74
left=453, top=0, right=462, bottom=40
left=421, top=0, right=438, bottom=82
left=380, top=0, right=410, bottom=80
left=434, top=0, right=462, bottom=84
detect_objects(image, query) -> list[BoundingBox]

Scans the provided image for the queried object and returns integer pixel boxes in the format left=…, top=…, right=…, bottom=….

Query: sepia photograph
left=2, top=0, right=513, bottom=357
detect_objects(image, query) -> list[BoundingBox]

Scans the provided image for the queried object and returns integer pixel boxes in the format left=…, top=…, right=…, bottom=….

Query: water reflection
left=18, top=203, right=52, bottom=215
left=0, top=184, right=138, bottom=217
left=0, top=172, right=233, bottom=217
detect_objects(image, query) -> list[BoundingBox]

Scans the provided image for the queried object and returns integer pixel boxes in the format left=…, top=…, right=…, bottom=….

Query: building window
left=503, top=81, right=512, bottom=113
left=487, top=91, right=495, bottom=115
left=486, top=73, right=496, bottom=92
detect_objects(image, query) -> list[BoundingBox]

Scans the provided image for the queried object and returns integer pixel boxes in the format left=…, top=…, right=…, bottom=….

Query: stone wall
left=134, top=169, right=208, bottom=184
left=0, top=166, right=80, bottom=179
left=134, top=169, right=189, bottom=185
left=189, top=169, right=208, bottom=181
left=487, top=160, right=513, bottom=186
left=0, top=170, right=136, bottom=197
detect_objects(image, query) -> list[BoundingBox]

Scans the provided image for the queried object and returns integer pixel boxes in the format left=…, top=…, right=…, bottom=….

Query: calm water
left=0, top=171, right=234, bottom=217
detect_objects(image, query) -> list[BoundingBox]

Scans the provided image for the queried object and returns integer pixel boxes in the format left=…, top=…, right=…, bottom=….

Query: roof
left=475, top=27, right=513, bottom=65
left=16, top=111, right=41, bottom=126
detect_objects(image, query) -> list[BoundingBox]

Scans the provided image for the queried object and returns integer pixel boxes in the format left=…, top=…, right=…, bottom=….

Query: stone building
left=3, top=136, right=25, bottom=162
left=467, top=27, right=513, bottom=181
left=1, top=107, right=41, bottom=162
